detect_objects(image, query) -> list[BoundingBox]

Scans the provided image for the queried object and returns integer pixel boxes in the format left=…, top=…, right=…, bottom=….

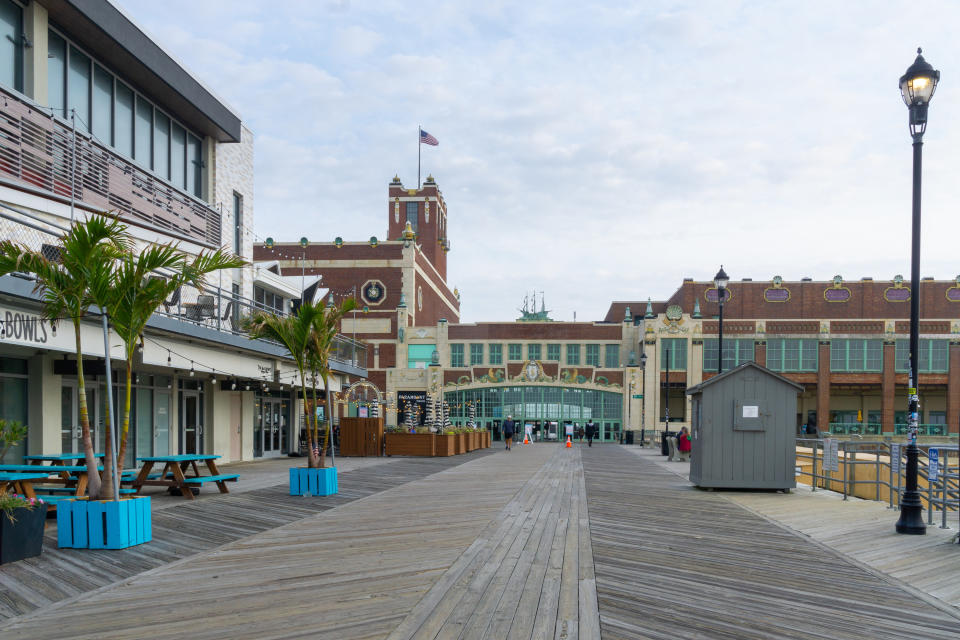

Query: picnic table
left=0, top=471, right=52, bottom=499
left=131, top=455, right=238, bottom=500
left=0, top=464, right=102, bottom=496
left=24, top=453, right=104, bottom=466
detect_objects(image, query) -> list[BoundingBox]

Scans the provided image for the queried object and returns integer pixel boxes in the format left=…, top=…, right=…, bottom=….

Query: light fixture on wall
left=167, top=350, right=172, bottom=366
left=189, top=361, right=195, bottom=377
left=231, top=380, right=237, bottom=390
left=245, top=382, right=251, bottom=391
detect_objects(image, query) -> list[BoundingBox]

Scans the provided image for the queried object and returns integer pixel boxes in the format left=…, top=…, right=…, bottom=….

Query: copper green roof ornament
left=692, top=297, right=702, bottom=319
left=398, top=292, right=407, bottom=308
left=644, top=298, right=654, bottom=319
left=623, top=306, right=632, bottom=323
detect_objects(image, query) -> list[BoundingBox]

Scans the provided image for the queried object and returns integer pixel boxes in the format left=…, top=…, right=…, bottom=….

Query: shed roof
left=685, top=361, right=803, bottom=395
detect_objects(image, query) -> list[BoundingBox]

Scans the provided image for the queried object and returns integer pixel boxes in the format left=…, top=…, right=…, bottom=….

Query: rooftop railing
left=0, top=84, right=221, bottom=248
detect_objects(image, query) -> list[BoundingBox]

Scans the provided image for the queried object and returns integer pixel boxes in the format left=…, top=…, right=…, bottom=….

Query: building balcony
left=0, top=84, right=221, bottom=248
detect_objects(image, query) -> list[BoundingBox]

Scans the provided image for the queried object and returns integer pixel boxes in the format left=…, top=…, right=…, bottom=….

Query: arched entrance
left=443, top=385, right=623, bottom=442
left=342, top=381, right=383, bottom=418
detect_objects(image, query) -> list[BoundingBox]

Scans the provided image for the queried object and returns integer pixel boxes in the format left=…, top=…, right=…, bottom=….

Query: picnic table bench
left=131, top=455, right=238, bottom=500
left=0, top=464, right=102, bottom=496
left=0, top=471, right=53, bottom=500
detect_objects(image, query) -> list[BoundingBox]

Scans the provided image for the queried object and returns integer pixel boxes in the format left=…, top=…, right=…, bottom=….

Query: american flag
left=420, top=129, right=439, bottom=146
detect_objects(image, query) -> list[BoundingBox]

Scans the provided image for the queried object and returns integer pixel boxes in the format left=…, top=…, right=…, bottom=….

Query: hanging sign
left=891, top=443, right=901, bottom=474
left=928, top=448, right=939, bottom=482
left=822, top=438, right=839, bottom=472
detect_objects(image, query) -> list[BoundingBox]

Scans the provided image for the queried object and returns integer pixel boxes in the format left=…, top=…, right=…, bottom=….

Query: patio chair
left=162, top=285, right=181, bottom=314
left=196, top=294, right=216, bottom=320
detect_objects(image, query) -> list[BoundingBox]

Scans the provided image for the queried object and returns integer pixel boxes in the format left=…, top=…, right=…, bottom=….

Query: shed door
left=734, top=398, right=766, bottom=431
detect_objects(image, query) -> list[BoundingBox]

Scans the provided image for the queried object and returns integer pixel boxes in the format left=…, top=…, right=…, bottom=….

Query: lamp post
left=896, top=48, right=939, bottom=535
left=661, top=348, right=670, bottom=456
left=640, top=351, right=647, bottom=447
left=299, top=237, right=309, bottom=300
left=714, top=266, right=729, bottom=374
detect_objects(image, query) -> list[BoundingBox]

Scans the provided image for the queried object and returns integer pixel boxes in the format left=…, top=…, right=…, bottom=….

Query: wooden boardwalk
left=3, top=443, right=960, bottom=639
left=0, top=451, right=491, bottom=623
left=583, top=446, right=960, bottom=639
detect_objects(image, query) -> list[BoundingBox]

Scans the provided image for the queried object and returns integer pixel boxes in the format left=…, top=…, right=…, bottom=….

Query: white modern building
left=0, top=0, right=365, bottom=464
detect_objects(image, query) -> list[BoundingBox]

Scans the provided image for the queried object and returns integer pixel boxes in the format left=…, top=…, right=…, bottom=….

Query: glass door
left=180, top=390, right=201, bottom=454
left=254, top=396, right=263, bottom=457
left=154, top=390, right=170, bottom=456
left=61, top=382, right=79, bottom=453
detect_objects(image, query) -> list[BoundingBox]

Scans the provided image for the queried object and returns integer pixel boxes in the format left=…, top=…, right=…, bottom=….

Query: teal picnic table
left=0, top=471, right=52, bottom=500
left=24, top=453, right=105, bottom=465
left=0, top=464, right=104, bottom=496
left=132, top=455, right=238, bottom=500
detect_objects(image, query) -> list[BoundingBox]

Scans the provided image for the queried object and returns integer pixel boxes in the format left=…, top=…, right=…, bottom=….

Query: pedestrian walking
left=502, top=415, right=516, bottom=451
left=585, top=419, right=596, bottom=447
left=677, top=426, right=692, bottom=462
left=576, top=424, right=584, bottom=443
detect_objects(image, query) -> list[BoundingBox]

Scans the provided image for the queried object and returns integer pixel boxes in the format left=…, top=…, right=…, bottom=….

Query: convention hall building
left=256, top=176, right=960, bottom=443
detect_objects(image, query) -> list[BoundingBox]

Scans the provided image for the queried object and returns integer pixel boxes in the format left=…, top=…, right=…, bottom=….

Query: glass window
left=895, top=339, right=949, bottom=373
left=171, top=123, right=186, bottom=190
left=470, top=343, right=484, bottom=366
left=766, top=338, right=817, bottom=372
left=135, top=387, right=153, bottom=462
left=92, top=64, right=113, bottom=145
left=604, top=344, right=619, bottom=368
left=67, top=46, right=91, bottom=133
left=489, top=344, right=502, bottom=365
left=528, top=344, right=541, bottom=361
left=508, top=344, right=522, bottom=361
left=134, top=95, right=152, bottom=168
left=703, top=339, right=754, bottom=372
left=47, top=31, right=66, bottom=114
left=547, top=344, right=561, bottom=361
left=831, top=339, right=883, bottom=372
left=566, top=344, right=580, bottom=366
left=450, top=344, right=464, bottom=368
left=586, top=344, right=600, bottom=367
left=407, top=344, right=435, bottom=369
left=661, top=338, right=687, bottom=371
left=233, top=192, right=243, bottom=255
left=0, top=0, right=22, bottom=92
left=114, top=81, right=134, bottom=158
left=405, top=201, right=418, bottom=233
left=153, top=111, right=170, bottom=180
left=187, top=134, right=202, bottom=197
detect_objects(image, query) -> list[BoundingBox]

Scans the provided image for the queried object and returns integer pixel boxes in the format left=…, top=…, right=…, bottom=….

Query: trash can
left=660, top=431, right=672, bottom=456
left=624, top=431, right=634, bottom=445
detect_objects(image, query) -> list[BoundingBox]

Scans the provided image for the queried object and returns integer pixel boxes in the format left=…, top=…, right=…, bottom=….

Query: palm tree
left=308, top=296, right=356, bottom=468
left=0, top=215, right=130, bottom=498
left=245, top=302, right=327, bottom=468
left=108, top=244, right=245, bottom=481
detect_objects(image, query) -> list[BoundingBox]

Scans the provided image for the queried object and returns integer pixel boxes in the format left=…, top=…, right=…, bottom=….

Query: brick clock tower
left=388, top=174, right=449, bottom=281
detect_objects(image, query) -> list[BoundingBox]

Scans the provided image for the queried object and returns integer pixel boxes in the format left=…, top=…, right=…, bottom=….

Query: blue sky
left=118, top=0, right=960, bottom=322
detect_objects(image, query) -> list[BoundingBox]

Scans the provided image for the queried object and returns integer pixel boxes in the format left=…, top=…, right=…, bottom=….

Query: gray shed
left=685, top=361, right=803, bottom=490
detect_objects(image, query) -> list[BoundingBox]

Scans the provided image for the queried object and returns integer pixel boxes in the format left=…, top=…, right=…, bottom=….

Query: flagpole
left=417, top=125, right=421, bottom=189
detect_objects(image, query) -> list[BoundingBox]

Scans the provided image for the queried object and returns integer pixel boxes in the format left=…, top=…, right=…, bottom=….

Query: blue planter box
left=57, top=496, right=151, bottom=549
left=289, top=467, right=338, bottom=496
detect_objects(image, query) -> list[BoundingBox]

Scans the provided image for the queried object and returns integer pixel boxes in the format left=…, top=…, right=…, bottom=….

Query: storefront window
left=0, top=357, right=28, bottom=462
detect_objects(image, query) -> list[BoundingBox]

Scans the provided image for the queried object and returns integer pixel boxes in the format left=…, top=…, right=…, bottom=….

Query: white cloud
left=118, top=0, right=960, bottom=321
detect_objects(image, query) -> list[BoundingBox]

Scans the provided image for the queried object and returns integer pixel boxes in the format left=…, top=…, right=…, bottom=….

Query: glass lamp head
left=900, top=48, right=940, bottom=106
left=714, top=265, right=729, bottom=290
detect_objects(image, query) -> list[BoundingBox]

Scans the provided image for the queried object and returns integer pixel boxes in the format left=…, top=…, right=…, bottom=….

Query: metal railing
left=0, top=84, right=221, bottom=247
left=796, top=438, right=959, bottom=529
left=0, top=207, right=366, bottom=370
left=824, top=422, right=948, bottom=436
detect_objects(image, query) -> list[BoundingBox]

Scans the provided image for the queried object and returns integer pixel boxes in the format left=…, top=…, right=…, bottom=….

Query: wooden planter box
left=455, top=433, right=466, bottom=454
left=57, top=496, right=151, bottom=550
left=0, top=506, right=46, bottom=564
left=435, top=434, right=456, bottom=457
left=481, top=431, right=490, bottom=448
left=468, top=432, right=479, bottom=450
left=289, top=467, right=338, bottom=496
left=385, top=433, right=436, bottom=457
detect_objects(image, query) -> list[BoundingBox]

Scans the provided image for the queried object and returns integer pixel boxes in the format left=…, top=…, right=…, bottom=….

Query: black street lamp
left=896, top=48, right=939, bottom=536
left=640, top=351, right=648, bottom=447
left=661, top=348, right=671, bottom=456
left=714, top=266, right=729, bottom=374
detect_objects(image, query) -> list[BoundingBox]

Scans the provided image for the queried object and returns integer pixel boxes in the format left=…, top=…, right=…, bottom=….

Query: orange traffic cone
left=565, top=436, right=572, bottom=448
left=523, top=434, right=530, bottom=444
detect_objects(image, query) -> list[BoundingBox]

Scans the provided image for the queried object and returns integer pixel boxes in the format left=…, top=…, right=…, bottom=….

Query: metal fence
left=796, top=438, right=959, bottom=530
left=0, top=205, right=366, bottom=369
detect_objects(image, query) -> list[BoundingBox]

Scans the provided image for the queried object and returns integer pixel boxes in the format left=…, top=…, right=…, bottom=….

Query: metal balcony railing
left=0, top=84, right=221, bottom=247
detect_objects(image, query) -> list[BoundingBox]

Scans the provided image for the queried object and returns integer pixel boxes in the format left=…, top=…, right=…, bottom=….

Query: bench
left=182, top=474, right=239, bottom=485
left=34, top=486, right=138, bottom=495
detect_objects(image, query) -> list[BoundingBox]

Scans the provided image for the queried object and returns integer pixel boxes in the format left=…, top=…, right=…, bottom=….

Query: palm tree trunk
left=115, top=359, right=133, bottom=478
left=75, top=322, right=101, bottom=499
left=300, top=372, right=317, bottom=469
left=319, top=373, right=331, bottom=469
